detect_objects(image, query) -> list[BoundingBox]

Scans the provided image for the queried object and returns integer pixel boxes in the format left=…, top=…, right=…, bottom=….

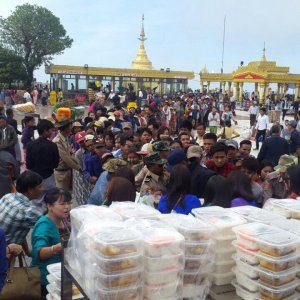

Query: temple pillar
left=255, top=82, right=259, bottom=95
left=207, top=81, right=210, bottom=92
left=233, top=82, right=238, bottom=101
left=284, top=83, right=288, bottom=96
left=239, top=82, right=244, bottom=102
left=276, top=83, right=281, bottom=100
left=295, top=84, right=300, bottom=100
left=221, top=82, right=226, bottom=95
left=228, top=82, right=232, bottom=93
left=259, top=82, right=266, bottom=104
left=200, top=81, right=204, bottom=93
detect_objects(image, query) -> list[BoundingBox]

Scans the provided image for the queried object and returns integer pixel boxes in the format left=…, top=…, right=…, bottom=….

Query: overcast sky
left=1, top=0, right=300, bottom=90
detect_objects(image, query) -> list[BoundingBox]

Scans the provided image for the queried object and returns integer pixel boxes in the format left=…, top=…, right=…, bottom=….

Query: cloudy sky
left=1, top=0, right=300, bottom=90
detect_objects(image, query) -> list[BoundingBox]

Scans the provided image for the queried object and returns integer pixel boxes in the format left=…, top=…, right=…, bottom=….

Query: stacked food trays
left=232, top=222, right=300, bottom=300
left=161, top=214, right=215, bottom=299
left=192, top=209, right=246, bottom=285
left=264, top=199, right=300, bottom=220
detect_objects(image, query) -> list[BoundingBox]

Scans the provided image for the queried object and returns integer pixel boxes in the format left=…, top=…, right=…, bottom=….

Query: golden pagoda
left=131, top=14, right=153, bottom=70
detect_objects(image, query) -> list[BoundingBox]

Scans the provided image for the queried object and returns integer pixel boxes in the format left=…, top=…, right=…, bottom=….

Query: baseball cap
left=103, top=158, right=128, bottom=173
left=136, top=143, right=153, bottom=155
left=288, top=120, right=297, bottom=128
left=122, top=122, right=132, bottom=129
left=167, top=149, right=187, bottom=167
left=114, top=111, right=121, bottom=117
left=152, top=141, right=169, bottom=152
left=226, top=139, right=239, bottom=149
left=94, top=138, right=105, bottom=147
left=75, top=131, right=86, bottom=143
left=274, top=155, right=297, bottom=173
left=85, top=134, right=95, bottom=142
left=187, top=145, right=203, bottom=159
left=144, top=152, right=167, bottom=165
left=72, top=121, right=83, bottom=128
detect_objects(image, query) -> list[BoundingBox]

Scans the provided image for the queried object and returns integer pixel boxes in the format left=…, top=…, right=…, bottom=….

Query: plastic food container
left=232, top=280, right=260, bottom=300
left=258, top=279, right=300, bottom=300
left=184, top=255, right=213, bottom=272
left=234, top=241, right=299, bottom=272
left=144, top=253, right=183, bottom=272
left=143, top=228, right=184, bottom=257
left=183, top=279, right=210, bottom=298
left=92, top=226, right=142, bottom=259
left=47, top=263, right=61, bottom=281
left=215, top=247, right=235, bottom=261
left=110, top=201, right=161, bottom=220
left=270, top=219, right=300, bottom=239
left=95, top=269, right=142, bottom=289
left=183, top=271, right=208, bottom=285
left=96, top=285, right=143, bottom=300
left=145, top=267, right=182, bottom=285
left=215, top=238, right=235, bottom=249
left=233, top=222, right=300, bottom=258
left=233, top=267, right=259, bottom=292
left=195, top=212, right=246, bottom=240
left=191, top=206, right=225, bottom=217
left=214, top=260, right=236, bottom=273
left=258, top=266, right=299, bottom=287
left=264, top=199, right=300, bottom=220
left=160, top=214, right=215, bottom=242
left=233, top=254, right=259, bottom=279
left=212, top=271, right=235, bottom=286
left=144, top=281, right=182, bottom=300
left=185, top=241, right=211, bottom=256
left=91, top=253, right=142, bottom=274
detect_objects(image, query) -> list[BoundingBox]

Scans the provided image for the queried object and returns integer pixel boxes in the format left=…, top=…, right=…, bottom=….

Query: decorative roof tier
left=131, top=14, right=153, bottom=70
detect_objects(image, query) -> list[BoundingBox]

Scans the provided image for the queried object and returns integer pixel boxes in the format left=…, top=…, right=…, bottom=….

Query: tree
left=0, top=47, right=27, bottom=86
left=0, top=3, right=73, bottom=87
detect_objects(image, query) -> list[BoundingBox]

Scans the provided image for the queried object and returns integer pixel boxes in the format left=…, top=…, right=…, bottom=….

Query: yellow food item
left=259, top=245, right=295, bottom=257
left=13, top=102, right=35, bottom=113
left=260, top=274, right=294, bottom=287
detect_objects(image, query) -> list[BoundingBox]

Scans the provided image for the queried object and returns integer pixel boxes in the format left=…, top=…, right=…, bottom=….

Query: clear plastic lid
left=110, top=201, right=161, bottom=220
left=257, top=278, right=300, bottom=296
left=160, top=214, right=215, bottom=241
left=230, top=206, right=285, bottom=224
left=233, top=222, right=300, bottom=257
left=191, top=206, right=225, bottom=217
left=232, top=280, right=260, bottom=300
left=96, top=284, right=143, bottom=300
left=270, top=218, right=300, bottom=237
left=264, top=199, right=300, bottom=219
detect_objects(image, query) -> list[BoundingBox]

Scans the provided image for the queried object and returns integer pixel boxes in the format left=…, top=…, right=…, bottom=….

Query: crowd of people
left=0, top=87, right=300, bottom=298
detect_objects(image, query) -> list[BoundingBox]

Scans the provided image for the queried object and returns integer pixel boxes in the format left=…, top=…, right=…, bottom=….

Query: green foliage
left=0, top=47, right=27, bottom=86
left=0, top=3, right=73, bottom=87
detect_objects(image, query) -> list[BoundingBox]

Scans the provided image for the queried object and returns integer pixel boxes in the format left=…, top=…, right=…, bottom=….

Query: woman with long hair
left=31, top=188, right=72, bottom=298
left=158, top=165, right=201, bottom=214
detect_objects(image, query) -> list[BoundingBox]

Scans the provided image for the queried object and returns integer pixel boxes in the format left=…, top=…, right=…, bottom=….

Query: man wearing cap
left=263, top=155, right=297, bottom=203
left=88, top=158, right=127, bottom=205
left=167, top=149, right=189, bottom=171
left=152, top=141, right=170, bottom=159
left=0, top=115, right=18, bottom=157
left=113, top=111, right=123, bottom=130
left=187, top=145, right=215, bottom=198
left=74, top=131, right=86, bottom=168
left=122, top=122, right=133, bottom=135
left=257, top=124, right=290, bottom=165
left=287, top=120, right=300, bottom=154
left=53, top=119, right=81, bottom=190
left=226, top=140, right=239, bottom=163
left=140, top=152, right=169, bottom=200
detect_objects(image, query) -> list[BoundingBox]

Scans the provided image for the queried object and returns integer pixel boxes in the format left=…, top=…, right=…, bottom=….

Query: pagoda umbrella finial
left=261, top=42, right=267, bottom=61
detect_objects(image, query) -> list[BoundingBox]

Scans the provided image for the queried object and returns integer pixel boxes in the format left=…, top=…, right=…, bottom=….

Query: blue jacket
left=158, top=194, right=201, bottom=215
left=88, top=171, right=109, bottom=205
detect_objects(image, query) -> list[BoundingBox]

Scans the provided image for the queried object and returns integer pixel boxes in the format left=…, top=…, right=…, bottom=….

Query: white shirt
left=208, top=112, right=220, bottom=127
left=249, top=106, right=259, bottom=115
left=255, top=114, right=269, bottom=130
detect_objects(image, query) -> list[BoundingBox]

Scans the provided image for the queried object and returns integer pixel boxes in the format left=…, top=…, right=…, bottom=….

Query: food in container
left=233, top=254, right=259, bottom=279
left=95, top=270, right=141, bottom=289
left=232, top=280, right=260, bottom=300
left=143, top=228, right=184, bottom=257
left=97, top=285, right=143, bottom=300
left=258, top=266, right=299, bottom=287
left=212, top=271, right=235, bottom=286
left=160, top=214, right=215, bottom=242
left=144, top=253, right=183, bottom=272
left=185, top=241, right=211, bottom=256
left=233, top=222, right=300, bottom=258
left=263, top=199, right=300, bottom=220
left=183, top=279, right=210, bottom=298
left=215, top=247, right=235, bottom=261
left=235, top=243, right=260, bottom=265
left=233, top=267, right=259, bottom=292
left=145, top=267, right=182, bottom=285
left=183, top=271, right=208, bottom=285
left=258, top=279, right=300, bottom=300
left=195, top=212, right=246, bottom=239
left=184, top=255, right=213, bottom=272
left=214, top=260, right=236, bottom=273
left=144, top=281, right=181, bottom=300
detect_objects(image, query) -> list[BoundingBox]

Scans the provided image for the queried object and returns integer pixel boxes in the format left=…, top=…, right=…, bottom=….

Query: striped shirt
left=0, top=193, right=41, bottom=244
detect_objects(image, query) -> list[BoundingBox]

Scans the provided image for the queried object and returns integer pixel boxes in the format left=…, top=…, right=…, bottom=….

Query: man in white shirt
left=23, top=90, right=31, bottom=103
left=249, top=101, right=259, bottom=127
left=254, top=108, right=269, bottom=150
left=208, top=107, right=220, bottom=134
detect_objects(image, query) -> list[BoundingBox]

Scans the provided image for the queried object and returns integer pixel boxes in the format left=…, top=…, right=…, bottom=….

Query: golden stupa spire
left=261, top=42, right=267, bottom=61
left=131, top=14, right=153, bottom=70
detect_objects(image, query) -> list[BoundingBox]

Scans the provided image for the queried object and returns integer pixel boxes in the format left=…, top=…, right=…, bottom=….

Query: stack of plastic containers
left=46, top=263, right=82, bottom=300
left=232, top=222, right=300, bottom=300
left=264, top=199, right=300, bottom=220
left=161, top=214, right=215, bottom=299
left=192, top=210, right=246, bottom=286
left=110, top=201, right=161, bottom=220
left=67, top=219, right=144, bottom=300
